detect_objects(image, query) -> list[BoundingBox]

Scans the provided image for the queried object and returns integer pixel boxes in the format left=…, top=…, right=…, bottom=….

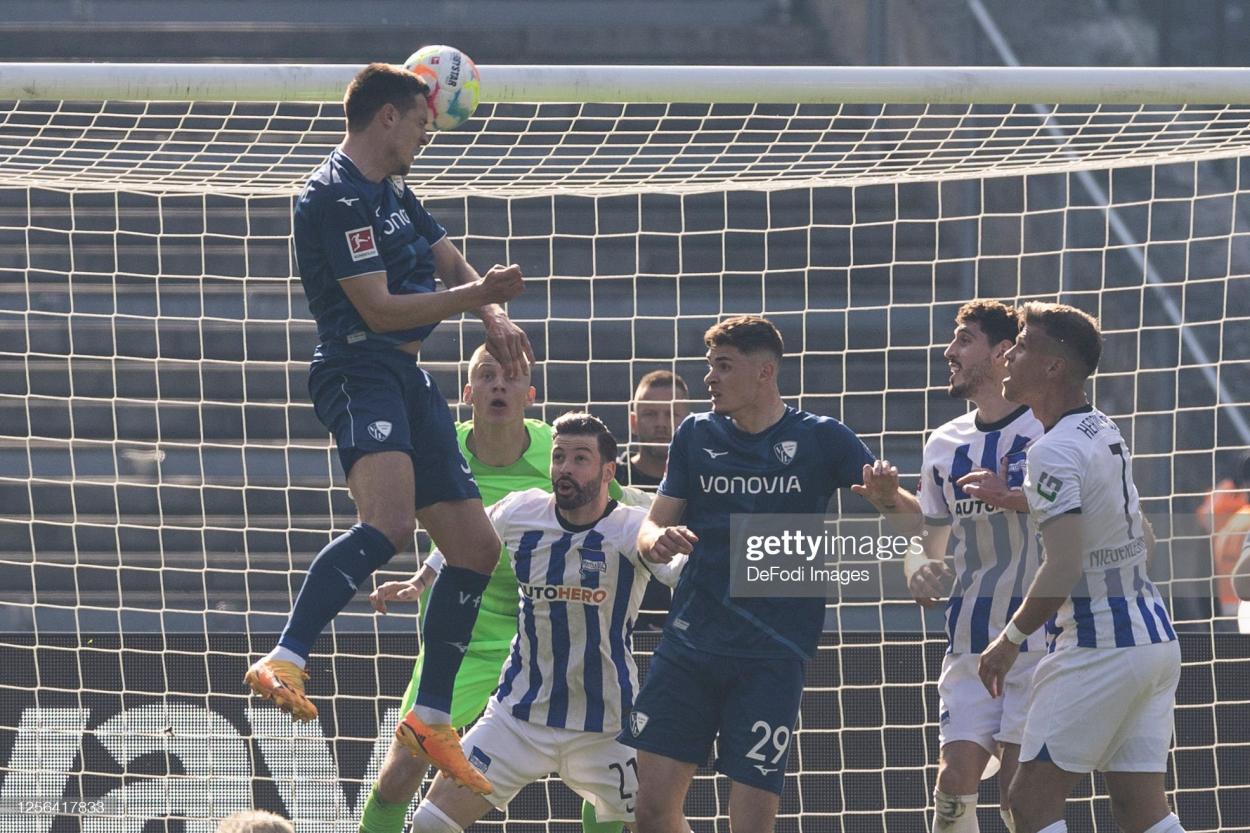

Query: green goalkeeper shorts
left=400, top=638, right=514, bottom=730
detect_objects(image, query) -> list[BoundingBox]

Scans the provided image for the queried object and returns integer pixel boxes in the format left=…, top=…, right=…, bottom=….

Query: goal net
left=1, top=64, right=1248, bottom=833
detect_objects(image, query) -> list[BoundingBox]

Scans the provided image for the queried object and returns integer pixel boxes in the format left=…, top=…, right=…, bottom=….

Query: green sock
left=359, top=788, right=410, bottom=833
left=581, top=799, right=624, bottom=833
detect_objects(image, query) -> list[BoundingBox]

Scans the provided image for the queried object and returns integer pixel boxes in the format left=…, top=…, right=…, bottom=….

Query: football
left=403, top=44, right=481, bottom=131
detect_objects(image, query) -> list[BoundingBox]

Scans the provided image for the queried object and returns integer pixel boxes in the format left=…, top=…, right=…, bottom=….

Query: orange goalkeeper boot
left=244, top=658, right=318, bottom=723
left=395, top=710, right=492, bottom=795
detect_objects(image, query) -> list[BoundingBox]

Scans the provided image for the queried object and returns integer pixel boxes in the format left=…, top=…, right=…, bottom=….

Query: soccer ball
left=403, top=45, right=481, bottom=131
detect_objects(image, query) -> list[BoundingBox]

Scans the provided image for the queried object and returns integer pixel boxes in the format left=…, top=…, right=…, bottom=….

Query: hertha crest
left=773, top=440, right=797, bottom=464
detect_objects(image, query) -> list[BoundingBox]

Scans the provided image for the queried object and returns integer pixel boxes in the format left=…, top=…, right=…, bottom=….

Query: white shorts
left=1020, top=640, right=1181, bottom=773
left=460, top=701, right=638, bottom=822
left=939, top=649, right=1041, bottom=754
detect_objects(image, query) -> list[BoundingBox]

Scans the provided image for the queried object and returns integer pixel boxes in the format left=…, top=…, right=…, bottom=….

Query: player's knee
left=365, top=515, right=416, bottom=552
left=1006, top=779, right=1045, bottom=831
left=631, top=799, right=673, bottom=833
left=410, top=801, right=462, bottom=833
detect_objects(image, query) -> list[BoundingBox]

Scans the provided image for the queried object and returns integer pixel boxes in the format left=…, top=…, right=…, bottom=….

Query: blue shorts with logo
left=618, top=636, right=805, bottom=795
left=308, top=348, right=479, bottom=510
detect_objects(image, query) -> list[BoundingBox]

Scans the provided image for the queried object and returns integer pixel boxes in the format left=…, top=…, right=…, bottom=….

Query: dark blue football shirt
left=659, top=407, right=875, bottom=660
left=293, top=149, right=447, bottom=357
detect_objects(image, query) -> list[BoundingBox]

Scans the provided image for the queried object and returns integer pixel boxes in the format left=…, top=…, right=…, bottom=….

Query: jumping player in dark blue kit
left=244, top=63, right=532, bottom=795
left=623, top=316, right=921, bottom=833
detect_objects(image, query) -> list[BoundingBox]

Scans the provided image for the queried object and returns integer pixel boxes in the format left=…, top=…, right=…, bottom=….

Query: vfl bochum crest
left=773, top=440, right=797, bottom=465
left=368, top=421, right=393, bottom=442
left=630, top=710, right=650, bottom=737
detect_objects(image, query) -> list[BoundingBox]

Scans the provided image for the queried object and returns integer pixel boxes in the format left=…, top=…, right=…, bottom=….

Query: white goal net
left=1, top=65, right=1248, bottom=833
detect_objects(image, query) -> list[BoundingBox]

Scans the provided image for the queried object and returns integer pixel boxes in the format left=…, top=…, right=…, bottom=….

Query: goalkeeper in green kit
left=360, top=344, right=641, bottom=833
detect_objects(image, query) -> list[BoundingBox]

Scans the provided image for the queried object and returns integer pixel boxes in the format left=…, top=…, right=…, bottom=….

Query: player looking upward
left=909, top=301, right=1044, bottom=833
left=978, top=302, right=1183, bottom=833
left=373, top=413, right=684, bottom=833
left=245, top=63, right=532, bottom=794
left=359, top=346, right=638, bottom=833
left=623, top=315, right=921, bottom=833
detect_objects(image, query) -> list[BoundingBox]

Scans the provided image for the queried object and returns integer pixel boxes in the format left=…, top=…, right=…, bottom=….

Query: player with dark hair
left=245, top=63, right=532, bottom=795
left=623, top=314, right=921, bottom=833
left=979, top=302, right=1184, bottom=833
left=372, top=412, right=684, bottom=833
left=909, top=300, right=1043, bottom=833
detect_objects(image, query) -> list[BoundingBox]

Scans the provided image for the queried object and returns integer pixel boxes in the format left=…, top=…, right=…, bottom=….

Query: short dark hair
left=703, top=315, right=784, bottom=361
left=343, top=63, right=429, bottom=133
left=553, top=411, right=618, bottom=465
left=956, top=299, right=1019, bottom=346
left=634, top=369, right=689, bottom=400
left=1021, top=301, right=1103, bottom=378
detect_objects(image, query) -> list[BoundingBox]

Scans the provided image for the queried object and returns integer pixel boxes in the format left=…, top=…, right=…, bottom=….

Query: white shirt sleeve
left=1024, top=439, right=1084, bottom=527
left=918, top=436, right=950, bottom=523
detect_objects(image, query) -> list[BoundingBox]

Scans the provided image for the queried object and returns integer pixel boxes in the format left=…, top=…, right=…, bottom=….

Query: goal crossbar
left=4, top=63, right=1250, bottom=104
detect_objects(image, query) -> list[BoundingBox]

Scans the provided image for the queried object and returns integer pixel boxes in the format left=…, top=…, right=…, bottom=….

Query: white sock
left=999, top=807, right=1016, bottom=833
left=410, top=704, right=452, bottom=725
left=410, top=801, right=462, bottom=833
left=1142, top=813, right=1184, bottom=833
left=264, top=646, right=306, bottom=669
left=933, top=790, right=979, bottom=833
left=1036, top=821, right=1067, bottom=833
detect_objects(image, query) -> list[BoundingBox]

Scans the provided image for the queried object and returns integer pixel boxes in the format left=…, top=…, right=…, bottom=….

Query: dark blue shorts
left=308, top=350, right=479, bottom=511
left=618, top=637, right=805, bottom=795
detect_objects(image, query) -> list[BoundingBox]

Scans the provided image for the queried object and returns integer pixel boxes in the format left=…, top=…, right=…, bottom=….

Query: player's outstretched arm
left=851, top=459, right=923, bottom=536
left=637, top=494, right=697, bottom=564
left=978, top=512, right=1084, bottom=696
left=955, top=468, right=1029, bottom=513
left=432, top=238, right=534, bottom=378
left=370, top=552, right=445, bottom=614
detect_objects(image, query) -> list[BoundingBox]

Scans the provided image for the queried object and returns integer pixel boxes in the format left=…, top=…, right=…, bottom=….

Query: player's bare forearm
left=869, top=487, right=923, bottom=537
left=1007, top=513, right=1084, bottom=635
left=341, top=271, right=494, bottom=333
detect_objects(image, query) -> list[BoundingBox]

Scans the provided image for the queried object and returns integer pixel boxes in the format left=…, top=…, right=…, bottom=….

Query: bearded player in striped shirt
left=371, top=412, right=684, bottom=833
left=979, top=303, right=1183, bottom=833
left=910, top=300, right=1044, bottom=833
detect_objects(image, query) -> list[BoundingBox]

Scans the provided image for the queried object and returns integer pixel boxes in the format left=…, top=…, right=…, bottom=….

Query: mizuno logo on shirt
left=753, top=765, right=777, bottom=776
left=699, top=474, right=802, bottom=495
left=703, top=448, right=729, bottom=459
left=336, top=197, right=359, bottom=206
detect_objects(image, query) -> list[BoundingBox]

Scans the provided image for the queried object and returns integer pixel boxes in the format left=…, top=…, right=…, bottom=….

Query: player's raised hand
left=851, top=459, right=901, bottom=506
left=645, top=525, right=699, bottom=564
left=977, top=633, right=1019, bottom=698
left=480, top=263, right=525, bottom=304
left=908, top=561, right=953, bottom=608
left=483, top=313, right=535, bottom=380
left=956, top=468, right=1014, bottom=509
left=370, top=566, right=436, bottom=614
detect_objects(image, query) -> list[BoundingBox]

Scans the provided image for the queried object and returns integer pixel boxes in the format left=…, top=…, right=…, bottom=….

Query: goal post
left=1, top=64, right=1248, bottom=833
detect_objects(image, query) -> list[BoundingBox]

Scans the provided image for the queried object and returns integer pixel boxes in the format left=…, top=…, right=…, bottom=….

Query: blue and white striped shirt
left=487, top=488, right=683, bottom=732
left=920, top=406, right=1045, bottom=654
left=1024, top=405, right=1175, bottom=651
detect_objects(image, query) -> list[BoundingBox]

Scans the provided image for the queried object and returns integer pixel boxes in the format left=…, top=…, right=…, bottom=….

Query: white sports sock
left=1036, top=821, right=1067, bottom=833
left=410, top=704, right=452, bottom=725
left=264, top=646, right=306, bottom=669
left=1142, top=813, right=1184, bottom=833
left=410, top=801, right=463, bottom=833
left=999, top=807, right=1016, bottom=833
left=932, top=790, right=979, bottom=833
